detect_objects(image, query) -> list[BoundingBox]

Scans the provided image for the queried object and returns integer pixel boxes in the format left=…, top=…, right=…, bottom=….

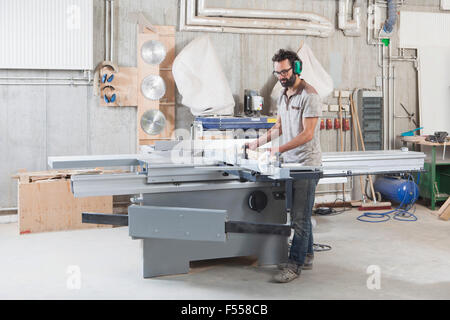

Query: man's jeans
left=288, top=178, right=319, bottom=266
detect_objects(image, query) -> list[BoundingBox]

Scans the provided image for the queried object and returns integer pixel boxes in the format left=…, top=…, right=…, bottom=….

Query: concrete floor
left=1, top=204, right=449, bottom=300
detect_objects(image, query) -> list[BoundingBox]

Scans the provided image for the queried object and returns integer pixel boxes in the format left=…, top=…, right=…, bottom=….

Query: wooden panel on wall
left=99, top=67, right=138, bottom=107
left=137, top=25, right=176, bottom=147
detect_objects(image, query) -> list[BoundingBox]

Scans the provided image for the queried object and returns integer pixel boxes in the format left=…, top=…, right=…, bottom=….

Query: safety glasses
left=272, top=67, right=292, bottom=77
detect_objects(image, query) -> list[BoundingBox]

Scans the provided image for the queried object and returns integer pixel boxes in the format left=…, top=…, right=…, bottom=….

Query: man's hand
left=245, top=140, right=259, bottom=151
left=268, top=146, right=280, bottom=158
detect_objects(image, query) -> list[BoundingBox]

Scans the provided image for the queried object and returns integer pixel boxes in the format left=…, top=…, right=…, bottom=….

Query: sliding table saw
left=48, top=140, right=425, bottom=278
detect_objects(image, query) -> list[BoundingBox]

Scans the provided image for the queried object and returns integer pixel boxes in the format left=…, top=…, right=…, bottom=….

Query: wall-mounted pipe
left=0, top=70, right=92, bottom=85
left=390, top=49, right=419, bottom=149
left=197, top=0, right=332, bottom=26
left=367, top=2, right=381, bottom=45
left=338, top=0, right=362, bottom=37
left=180, top=0, right=333, bottom=37
left=368, top=0, right=405, bottom=149
left=0, top=74, right=90, bottom=81
left=187, top=1, right=332, bottom=33
left=105, top=0, right=110, bottom=61
left=180, top=22, right=329, bottom=37
left=0, top=81, right=92, bottom=86
left=110, top=0, right=114, bottom=62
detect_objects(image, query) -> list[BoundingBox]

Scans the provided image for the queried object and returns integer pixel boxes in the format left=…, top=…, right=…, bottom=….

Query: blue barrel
left=373, top=176, right=419, bottom=205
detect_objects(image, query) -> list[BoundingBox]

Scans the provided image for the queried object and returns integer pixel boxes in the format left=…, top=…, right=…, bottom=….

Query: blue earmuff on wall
left=104, top=92, right=116, bottom=103
left=102, top=73, right=114, bottom=83
left=102, top=85, right=117, bottom=103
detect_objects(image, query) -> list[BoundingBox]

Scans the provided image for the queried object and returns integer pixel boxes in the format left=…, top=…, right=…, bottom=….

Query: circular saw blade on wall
left=140, top=109, right=166, bottom=136
left=137, top=26, right=175, bottom=147
left=141, top=74, right=166, bottom=100
left=141, top=40, right=167, bottom=65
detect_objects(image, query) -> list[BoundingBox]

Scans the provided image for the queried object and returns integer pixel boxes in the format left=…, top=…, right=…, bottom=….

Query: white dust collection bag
left=270, top=42, right=333, bottom=111
left=173, top=35, right=235, bottom=116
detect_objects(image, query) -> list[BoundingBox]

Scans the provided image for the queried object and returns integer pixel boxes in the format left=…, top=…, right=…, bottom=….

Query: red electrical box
left=334, top=118, right=341, bottom=129
left=343, top=118, right=350, bottom=131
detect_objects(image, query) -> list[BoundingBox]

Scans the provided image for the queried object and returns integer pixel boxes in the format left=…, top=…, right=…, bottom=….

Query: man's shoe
left=273, top=264, right=300, bottom=283
left=277, top=255, right=314, bottom=270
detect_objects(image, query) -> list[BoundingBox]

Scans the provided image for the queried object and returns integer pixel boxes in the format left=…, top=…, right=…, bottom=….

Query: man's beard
left=280, top=73, right=296, bottom=88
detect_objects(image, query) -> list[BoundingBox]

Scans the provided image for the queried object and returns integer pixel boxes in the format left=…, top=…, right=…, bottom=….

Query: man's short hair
left=272, top=49, right=301, bottom=69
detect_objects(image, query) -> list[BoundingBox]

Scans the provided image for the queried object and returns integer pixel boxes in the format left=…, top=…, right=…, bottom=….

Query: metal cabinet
left=358, top=91, right=383, bottom=151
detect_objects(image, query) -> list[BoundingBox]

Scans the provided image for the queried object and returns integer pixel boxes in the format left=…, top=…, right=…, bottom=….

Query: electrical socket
left=329, top=104, right=349, bottom=112
left=322, top=104, right=329, bottom=112
left=376, top=76, right=383, bottom=87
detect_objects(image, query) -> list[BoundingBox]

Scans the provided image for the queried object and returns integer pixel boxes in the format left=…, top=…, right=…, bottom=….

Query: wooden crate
left=15, top=170, right=115, bottom=235
left=438, top=196, right=450, bottom=221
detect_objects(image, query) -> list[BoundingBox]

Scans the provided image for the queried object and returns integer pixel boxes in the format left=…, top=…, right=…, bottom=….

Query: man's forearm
left=256, top=126, right=281, bottom=147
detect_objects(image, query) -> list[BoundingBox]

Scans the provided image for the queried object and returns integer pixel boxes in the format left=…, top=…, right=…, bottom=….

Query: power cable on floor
left=313, top=198, right=351, bottom=216
left=288, top=239, right=332, bottom=253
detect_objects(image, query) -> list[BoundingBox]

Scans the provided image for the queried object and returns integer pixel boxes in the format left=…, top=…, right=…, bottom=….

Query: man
left=247, top=49, right=322, bottom=283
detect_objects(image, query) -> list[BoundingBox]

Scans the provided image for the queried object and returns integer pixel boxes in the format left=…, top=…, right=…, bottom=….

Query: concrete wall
left=0, top=0, right=442, bottom=208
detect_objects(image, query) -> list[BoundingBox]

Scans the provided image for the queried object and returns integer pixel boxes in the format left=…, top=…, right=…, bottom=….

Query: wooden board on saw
left=99, top=67, right=138, bottom=107
left=137, top=25, right=175, bottom=147
left=16, top=170, right=114, bottom=235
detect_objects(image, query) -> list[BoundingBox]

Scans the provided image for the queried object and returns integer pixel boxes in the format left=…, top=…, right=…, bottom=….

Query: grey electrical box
left=358, top=91, right=383, bottom=151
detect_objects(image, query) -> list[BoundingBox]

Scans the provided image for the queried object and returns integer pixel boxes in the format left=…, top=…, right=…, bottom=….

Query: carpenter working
left=246, top=49, right=322, bottom=283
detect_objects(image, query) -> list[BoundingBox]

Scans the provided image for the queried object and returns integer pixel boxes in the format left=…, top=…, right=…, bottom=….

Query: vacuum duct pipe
left=383, top=0, right=397, bottom=33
